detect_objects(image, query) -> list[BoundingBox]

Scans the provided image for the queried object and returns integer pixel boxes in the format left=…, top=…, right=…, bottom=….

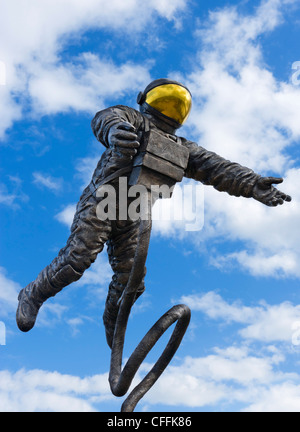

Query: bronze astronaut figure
left=16, top=78, right=291, bottom=348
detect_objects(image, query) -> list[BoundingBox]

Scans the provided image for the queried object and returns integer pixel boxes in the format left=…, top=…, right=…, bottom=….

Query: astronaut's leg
left=103, top=219, right=147, bottom=348
left=16, top=192, right=112, bottom=332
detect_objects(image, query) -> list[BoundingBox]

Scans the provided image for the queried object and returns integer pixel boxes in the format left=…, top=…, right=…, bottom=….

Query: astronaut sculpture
left=16, top=78, right=291, bottom=411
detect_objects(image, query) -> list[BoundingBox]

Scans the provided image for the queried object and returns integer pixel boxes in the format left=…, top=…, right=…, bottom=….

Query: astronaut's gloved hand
left=108, top=121, right=140, bottom=158
left=252, top=177, right=292, bottom=207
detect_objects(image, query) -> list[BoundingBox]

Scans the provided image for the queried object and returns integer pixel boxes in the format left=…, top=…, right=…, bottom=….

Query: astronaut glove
left=252, top=176, right=292, bottom=207
left=108, top=121, right=140, bottom=158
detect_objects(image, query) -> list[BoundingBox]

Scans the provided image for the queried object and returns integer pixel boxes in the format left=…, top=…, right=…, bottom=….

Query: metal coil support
left=108, top=199, right=191, bottom=412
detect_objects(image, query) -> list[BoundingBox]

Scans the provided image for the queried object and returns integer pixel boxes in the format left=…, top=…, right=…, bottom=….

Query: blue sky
left=1, top=0, right=300, bottom=412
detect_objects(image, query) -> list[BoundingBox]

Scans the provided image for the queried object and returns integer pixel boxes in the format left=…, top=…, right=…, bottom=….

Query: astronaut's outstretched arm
left=184, top=143, right=291, bottom=207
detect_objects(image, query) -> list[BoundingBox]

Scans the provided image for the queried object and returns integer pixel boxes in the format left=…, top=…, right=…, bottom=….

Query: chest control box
left=129, top=128, right=189, bottom=197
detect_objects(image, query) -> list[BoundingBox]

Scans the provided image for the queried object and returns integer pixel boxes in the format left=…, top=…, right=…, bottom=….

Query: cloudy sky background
left=1, top=0, right=300, bottom=412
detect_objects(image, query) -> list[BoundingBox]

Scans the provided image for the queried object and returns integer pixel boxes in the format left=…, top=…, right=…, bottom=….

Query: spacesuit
left=16, top=78, right=291, bottom=347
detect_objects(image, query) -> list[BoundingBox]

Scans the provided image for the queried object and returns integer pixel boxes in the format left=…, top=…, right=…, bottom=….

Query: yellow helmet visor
left=145, top=84, right=192, bottom=125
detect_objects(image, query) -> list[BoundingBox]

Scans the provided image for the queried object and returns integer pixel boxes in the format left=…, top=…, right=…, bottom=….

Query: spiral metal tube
left=108, top=199, right=191, bottom=412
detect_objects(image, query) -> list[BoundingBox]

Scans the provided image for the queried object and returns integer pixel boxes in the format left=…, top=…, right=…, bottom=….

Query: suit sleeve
left=184, top=140, right=260, bottom=198
left=91, top=105, right=144, bottom=148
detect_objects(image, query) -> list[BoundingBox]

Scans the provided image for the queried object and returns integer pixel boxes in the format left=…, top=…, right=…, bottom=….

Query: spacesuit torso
left=89, top=104, right=260, bottom=200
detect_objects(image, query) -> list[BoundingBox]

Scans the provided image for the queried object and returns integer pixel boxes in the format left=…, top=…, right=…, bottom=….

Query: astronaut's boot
left=103, top=278, right=145, bottom=348
left=16, top=264, right=82, bottom=332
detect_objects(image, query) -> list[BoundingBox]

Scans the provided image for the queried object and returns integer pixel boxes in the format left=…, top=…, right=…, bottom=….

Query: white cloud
left=29, top=54, right=151, bottom=115
left=66, top=317, right=85, bottom=336
left=143, top=344, right=300, bottom=411
left=150, top=0, right=187, bottom=21
left=0, top=177, right=29, bottom=209
left=239, top=301, right=300, bottom=343
left=55, top=204, right=77, bottom=227
left=0, top=369, right=112, bottom=412
left=196, top=0, right=287, bottom=72
left=1, top=345, right=298, bottom=412
left=200, top=167, right=300, bottom=278
left=75, top=153, right=100, bottom=190
left=75, top=252, right=112, bottom=293
left=217, top=249, right=299, bottom=278
left=181, top=291, right=258, bottom=324
left=0, top=184, right=18, bottom=208
left=0, top=267, right=20, bottom=318
left=0, top=86, right=22, bottom=136
left=32, top=172, right=63, bottom=192
left=244, top=382, right=300, bottom=412
left=0, top=61, right=6, bottom=86
left=0, top=0, right=187, bottom=139
left=37, top=302, right=69, bottom=330
left=181, top=291, right=300, bottom=343
left=153, top=169, right=300, bottom=279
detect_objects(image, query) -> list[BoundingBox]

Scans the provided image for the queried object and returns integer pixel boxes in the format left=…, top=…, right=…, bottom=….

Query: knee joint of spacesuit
left=111, top=268, right=146, bottom=296
left=50, top=264, right=83, bottom=288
